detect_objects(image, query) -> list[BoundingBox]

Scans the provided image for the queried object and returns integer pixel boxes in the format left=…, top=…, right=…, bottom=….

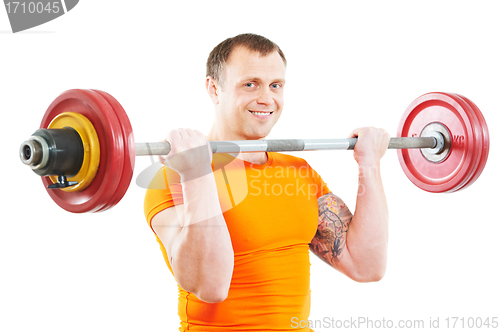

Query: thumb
left=348, top=128, right=363, bottom=139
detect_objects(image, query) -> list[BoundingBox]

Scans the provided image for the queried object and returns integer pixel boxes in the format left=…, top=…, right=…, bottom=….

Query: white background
left=1, top=1, right=499, bottom=331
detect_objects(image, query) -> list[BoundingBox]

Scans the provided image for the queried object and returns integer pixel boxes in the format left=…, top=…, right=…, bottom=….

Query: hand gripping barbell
left=19, top=89, right=490, bottom=213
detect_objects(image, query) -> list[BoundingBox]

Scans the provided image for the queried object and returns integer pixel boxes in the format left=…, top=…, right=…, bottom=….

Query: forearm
left=171, top=173, right=234, bottom=302
left=347, top=162, right=389, bottom=280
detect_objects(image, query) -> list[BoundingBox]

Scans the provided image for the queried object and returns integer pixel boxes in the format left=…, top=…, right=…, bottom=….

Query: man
left=144, top=33, right=389, bottom=331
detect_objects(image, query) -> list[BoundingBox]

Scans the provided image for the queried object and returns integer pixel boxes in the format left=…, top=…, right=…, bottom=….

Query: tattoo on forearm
left=310, top=193, right=353, bottom=266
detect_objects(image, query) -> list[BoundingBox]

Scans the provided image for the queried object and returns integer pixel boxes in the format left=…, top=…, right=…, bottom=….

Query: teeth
left=250, top=111, right=272, bottom=115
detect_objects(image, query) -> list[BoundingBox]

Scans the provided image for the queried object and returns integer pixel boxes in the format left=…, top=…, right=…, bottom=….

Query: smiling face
left=207, top=46, right=286, bottom=141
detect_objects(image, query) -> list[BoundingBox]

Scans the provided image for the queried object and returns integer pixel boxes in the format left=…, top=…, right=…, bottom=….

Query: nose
left=256, top=87, right=274, bottom=107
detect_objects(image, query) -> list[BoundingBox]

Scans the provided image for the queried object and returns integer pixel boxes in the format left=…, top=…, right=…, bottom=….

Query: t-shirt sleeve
left=143, top=166, right=184, bottom=232
left=306, top=161, right=331, bottom=199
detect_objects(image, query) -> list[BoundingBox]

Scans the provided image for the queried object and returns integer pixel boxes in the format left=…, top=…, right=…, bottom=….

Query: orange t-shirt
left=144, top=152, right=330, bottom=331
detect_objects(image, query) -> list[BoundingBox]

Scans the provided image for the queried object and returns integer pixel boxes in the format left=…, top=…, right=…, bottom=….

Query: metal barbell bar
left=21, top=134, right=441, bottom=168
left=135, top=136, right=440, bottom=155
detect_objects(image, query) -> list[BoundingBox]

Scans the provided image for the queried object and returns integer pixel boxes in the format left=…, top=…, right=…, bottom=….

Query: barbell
left=19, top=89, right=490, bottom=213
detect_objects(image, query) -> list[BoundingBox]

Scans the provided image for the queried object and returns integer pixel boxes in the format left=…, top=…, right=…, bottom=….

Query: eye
left=245, top=83, right=255, bottom=88
left=271, top=83, right=282, bottom=89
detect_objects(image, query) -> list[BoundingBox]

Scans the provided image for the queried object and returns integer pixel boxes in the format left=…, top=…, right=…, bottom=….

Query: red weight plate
left=91, top=90, right=135, bottom=212
left=443, top=93, right=482, bottom=192
left=397, top=92, right=479, bottom=193
left=451, top=94, right=489, bottom=191
left=40, top=89, right=125, bottom=213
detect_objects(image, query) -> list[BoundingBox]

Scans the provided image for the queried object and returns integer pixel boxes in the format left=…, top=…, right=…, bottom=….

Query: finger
left=158, top=153, right=167, bottom=165
left=176, top=128, right=188, bottom=140
left=348, top=127, right=364, bottom=138
left=158, top=141, right=169, bottom=165
left=166, top=129, right=181, bottom=140
left=194, top=130, right=210, bottom=147
left=185, top=128, right=196, bottom=137
left=197, top=132, right=213, bottom=159
left=165, top=129, right=181, bottom=147
left=186, top=130, right=212, bottom=160
left=159, top=132, right=176, bottom=163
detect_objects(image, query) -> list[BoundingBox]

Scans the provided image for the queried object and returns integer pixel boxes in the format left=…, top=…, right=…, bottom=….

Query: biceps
left=310, top=193, right=353, bottom=266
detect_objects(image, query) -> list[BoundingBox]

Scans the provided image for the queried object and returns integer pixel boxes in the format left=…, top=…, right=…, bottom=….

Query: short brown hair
left=206, top=33, right=286, bottom=88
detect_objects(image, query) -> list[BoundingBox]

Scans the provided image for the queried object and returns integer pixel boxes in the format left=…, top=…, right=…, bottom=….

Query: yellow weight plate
left=48, top=112, right=100, bottom=192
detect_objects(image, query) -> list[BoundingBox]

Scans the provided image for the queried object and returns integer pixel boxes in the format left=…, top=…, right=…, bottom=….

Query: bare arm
left=152, top=129, right=234, bottom=303
left=309, top=193, right=352, bottom=266
left=310, top=127, right=389, bottom=282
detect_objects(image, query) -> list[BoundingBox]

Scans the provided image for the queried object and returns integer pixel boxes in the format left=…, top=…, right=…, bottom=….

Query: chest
left=214, top=163, right=320, bottom=253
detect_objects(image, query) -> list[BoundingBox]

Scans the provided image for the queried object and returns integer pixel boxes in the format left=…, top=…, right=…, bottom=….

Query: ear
left=205, top=76, right=220, bottom=105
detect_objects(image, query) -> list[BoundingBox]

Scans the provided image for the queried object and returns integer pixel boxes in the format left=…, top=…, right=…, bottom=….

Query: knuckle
left=166, top=129, right=177, bottom=138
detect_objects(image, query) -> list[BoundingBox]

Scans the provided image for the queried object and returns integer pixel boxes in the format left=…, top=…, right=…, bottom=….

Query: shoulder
left=142, top=165, right=181, bottom=190
left=143, top=165, right=184, bottom=223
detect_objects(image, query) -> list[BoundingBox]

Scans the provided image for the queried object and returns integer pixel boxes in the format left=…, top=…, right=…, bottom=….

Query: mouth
left=248, top=110, right=274, bottom=118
